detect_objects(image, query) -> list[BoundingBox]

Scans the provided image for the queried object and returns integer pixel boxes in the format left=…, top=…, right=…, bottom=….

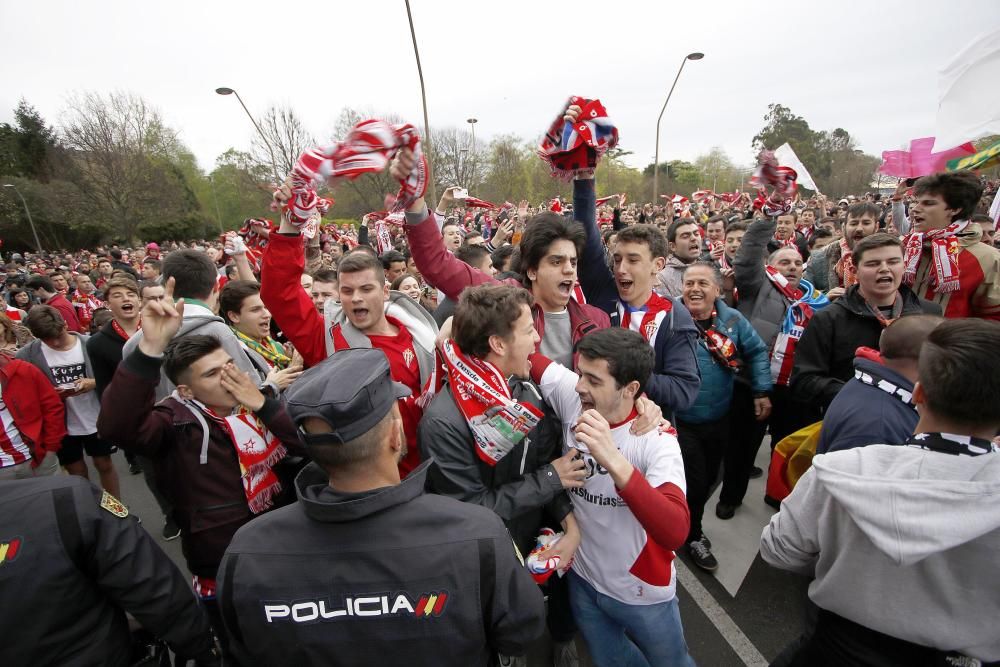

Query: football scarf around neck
left=863, top=293, right=904, bottom=328
left=906, top=432, right=996, bottom=457
left=834, top=237, right=857, bottom=288
left=902, top=220, right=968, bottom=294
left=440, top=339, right=543, bottom=466
left=765, top=269, right=829, bottom=385
left=283, top=119, right=428, bottom=227
left=854, top=364, right=913, bottom=405
left=174, top=393, right=287, bottom=514
left=694, top=307, right=741, bottom=372
left=112, top=318, right=138, bottom=341
left=232, top=327, right=291, bottom=369
left=539, top=96, right=619, bottom=181
left=617, top=292, right=673, bottom=347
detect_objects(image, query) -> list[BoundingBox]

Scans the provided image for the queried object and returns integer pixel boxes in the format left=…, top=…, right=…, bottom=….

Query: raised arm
left=574, top=177, right=619, bottom=314
left=733, top=217, right=776, bottom=301
left=404, top=203, right=499, bottom=299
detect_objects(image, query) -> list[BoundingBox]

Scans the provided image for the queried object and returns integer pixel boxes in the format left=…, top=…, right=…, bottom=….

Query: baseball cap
left=284, top=348, right=411, bottom=445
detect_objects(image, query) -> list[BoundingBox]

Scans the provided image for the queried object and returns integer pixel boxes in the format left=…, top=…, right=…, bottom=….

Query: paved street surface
left=98, top=437, right=808, bottom=666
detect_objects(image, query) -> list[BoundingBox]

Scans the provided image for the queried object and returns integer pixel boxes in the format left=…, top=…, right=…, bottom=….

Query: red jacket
left=405, top=212, right=610, bottom=346
left=0, top=356, right=66, bottom=466
left=47, top=293, right=84, bottom=333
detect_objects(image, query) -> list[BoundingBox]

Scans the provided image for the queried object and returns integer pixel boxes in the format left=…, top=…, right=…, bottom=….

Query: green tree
left=0, top=99, right=60, bottom=182
left=752, top=103, right=832, bottom=184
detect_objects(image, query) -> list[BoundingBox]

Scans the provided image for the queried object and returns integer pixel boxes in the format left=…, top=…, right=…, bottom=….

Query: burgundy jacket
left=97, top=348, right=305, bottom=578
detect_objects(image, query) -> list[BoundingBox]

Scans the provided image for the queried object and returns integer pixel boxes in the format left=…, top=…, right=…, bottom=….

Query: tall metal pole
left=404, top=0, right=436, bottom=204
left=215, top=87, right=283, bottom=184
left=467, top=118, right=478, bottom=190
left=652, top=52, right=704, bottom=202
left=3, top=184, right=42, bottom=253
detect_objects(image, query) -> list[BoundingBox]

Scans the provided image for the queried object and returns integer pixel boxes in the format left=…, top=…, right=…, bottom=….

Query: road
left=102, top=437, right=809, bottom=666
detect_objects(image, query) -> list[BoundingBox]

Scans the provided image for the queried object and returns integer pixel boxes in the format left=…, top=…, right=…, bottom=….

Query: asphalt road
left=103, top=444, right=808, bottom=667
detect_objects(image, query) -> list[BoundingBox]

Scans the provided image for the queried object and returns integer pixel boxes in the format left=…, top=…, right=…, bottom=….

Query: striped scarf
left=232, top=328, right=291, bottom=370
left=694, top=308, right=740, bottom=371
left=539, top=96, right=619, bottom=180
left=902, top=221, right=968, bottom=294
left=765, top=267, right=829, bottom=386
left=834, top=238, right=857, bottom=289
left=617, top=292, right=673, bottom=346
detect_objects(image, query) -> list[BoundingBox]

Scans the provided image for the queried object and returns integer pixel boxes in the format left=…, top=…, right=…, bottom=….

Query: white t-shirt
left=41, top=338, right=99, bottom=436
left=538, top=361, right=687, bottom=605
left=0, top=397, right=31, bottom=467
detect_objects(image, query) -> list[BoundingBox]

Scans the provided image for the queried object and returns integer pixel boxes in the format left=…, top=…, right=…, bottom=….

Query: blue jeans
left=568, top=570, right=695, bottom=667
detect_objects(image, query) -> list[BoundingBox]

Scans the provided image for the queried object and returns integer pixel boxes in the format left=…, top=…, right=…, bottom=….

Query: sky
left=2, top=0, right=998, bottom=175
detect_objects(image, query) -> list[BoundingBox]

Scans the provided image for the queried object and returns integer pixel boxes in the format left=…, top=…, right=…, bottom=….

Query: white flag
left=933, top=28, right=1000, bottom=150
left=774, top=143, right=820, bottom=193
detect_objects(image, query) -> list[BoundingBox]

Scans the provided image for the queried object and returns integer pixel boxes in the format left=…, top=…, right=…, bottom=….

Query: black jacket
left=419, top=380, right=572, bottom=557
left=0, top=476, right=215, bottom=666
left=790, top=285, right=941, bottom=409
left=86, top=318, right=127, bottom=399
left=217, top=462, right=545, bottom=667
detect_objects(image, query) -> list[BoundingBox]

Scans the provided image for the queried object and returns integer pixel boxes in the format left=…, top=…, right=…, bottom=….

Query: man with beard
left=804, top=202, right=880, bottom=295
left=655, top=218, right=702, bottom=298
left=792, top=233, right=941, bottom=410
left=901, top=171, right=1000, bottom=318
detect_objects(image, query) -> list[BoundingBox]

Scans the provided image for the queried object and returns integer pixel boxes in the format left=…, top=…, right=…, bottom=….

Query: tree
left=60, top=92, right=205, bottom=244
left=250, top=106, right=316, bottom=183
left=752, top=103, right=832, bottom=184
left=0, top=99, right=60, bottom=182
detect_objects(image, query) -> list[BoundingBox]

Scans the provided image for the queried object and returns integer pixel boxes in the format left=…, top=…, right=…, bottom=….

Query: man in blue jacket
left=676, top=262, right=772, bottom=571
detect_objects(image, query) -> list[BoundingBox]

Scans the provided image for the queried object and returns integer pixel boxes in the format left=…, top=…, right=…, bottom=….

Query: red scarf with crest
left=617, top=292, right=673, bottom=346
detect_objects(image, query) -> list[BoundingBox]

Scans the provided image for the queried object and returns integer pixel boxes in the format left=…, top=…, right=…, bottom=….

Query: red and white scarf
left=464, top=196, right=499, bottom=210
left=539, top=96, right=619, bottom=180
left=694, top=308, right=741, bottom=371
left=111, top=319, right=138, bottom=341
left=617, top=292, right=673, bottom=346
left=902, top=221, right=968, bottom=294
left=441, top=339, right=542, bottom=466
left=834, top=238, right=857, bottom=289
left=187, top=398, right=287, bottom=514
left=283, top=119, right=428, bottom=227
left=4, top=305, right=23, bottom=322
left=765, top=267, right=829, bottom=386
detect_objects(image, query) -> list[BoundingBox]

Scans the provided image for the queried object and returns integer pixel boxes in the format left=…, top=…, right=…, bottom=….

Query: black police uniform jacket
left=217, top=460, right=545, bottom=667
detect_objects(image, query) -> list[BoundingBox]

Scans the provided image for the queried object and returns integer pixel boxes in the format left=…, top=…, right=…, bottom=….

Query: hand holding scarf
left=539, top=96, right=619, bottom=180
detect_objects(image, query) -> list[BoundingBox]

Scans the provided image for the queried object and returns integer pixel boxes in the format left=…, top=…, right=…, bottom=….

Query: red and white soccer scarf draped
left=617, top=292, right=673, bottom=346
left=111, top=319, right=137, bottom=341
left=750, top=150, right=797, bottom=216
left=232, top=217, right=277, bottom=271
left=771, top=234, right=798, bottom=248
left=834, top=237, right=858, bottom=289
left=694, top=309, right=741, bottom=371
left=464, top=196, right=499, bottom=210
left=4, top=305, right=22, bottom=322
left=902, top=221, right=968, bottom=294
left=765, top=266, right=828, bottom=386
left=73, top=293, right=104, bottom=326
left=191, top=399, right=287, bottom=514
left=363, top=211, right=405, bottom=255
left=283, top=119, right=428, bottom=227
left=571, top=283, right=587, bottom=305
left=440, top=339, right=543, bottom=466
left=539, top=96, right=619, bottom=180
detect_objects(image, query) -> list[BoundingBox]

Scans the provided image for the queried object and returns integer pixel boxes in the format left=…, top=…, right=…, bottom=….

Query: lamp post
left=3, top=184, right=42, bottom=253
left=404, top=0, right=436, bottom=204
left=215, top=87, right=283, bottom=184
left=467, top=118, right=478, bottom=189
left=652, top=52, right=704, bottom=202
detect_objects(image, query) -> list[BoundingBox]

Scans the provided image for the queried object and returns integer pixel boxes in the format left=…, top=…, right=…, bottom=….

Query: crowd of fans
left=2, top=101, right=1000, bottom=667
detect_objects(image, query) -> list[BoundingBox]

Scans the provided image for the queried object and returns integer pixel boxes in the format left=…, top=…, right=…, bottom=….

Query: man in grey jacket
left=123, top=249, right=266, bottom=401
left=761, top=319, right=1000, bottom=665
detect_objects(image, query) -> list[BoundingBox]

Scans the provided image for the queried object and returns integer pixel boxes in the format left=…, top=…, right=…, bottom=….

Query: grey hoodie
left=760, top=443, right=1000, bottom=661
left=121, top=302, right=266, bottom=402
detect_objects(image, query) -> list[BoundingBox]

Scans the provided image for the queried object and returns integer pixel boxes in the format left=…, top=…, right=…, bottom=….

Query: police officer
left=217, top=348, right=545, bottom=666
left=0, top=475, right=219, bottom=666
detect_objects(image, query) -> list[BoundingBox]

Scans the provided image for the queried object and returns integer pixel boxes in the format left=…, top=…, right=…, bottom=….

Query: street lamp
left=3, top=184, right=42, bottom=253
left=467, top=118, right=478, bottom=188
left=652, top=52, right=704, bottom=202
left=215, top=87, right=283, bottom=183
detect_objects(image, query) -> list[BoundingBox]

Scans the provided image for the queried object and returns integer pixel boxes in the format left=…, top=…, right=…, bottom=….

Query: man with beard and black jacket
left=217, top=348, right=545, bottom=667
left=791, top=234, right=941, bottom=411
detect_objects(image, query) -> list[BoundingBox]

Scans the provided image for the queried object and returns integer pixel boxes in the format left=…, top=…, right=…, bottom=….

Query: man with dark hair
left=122, top=249, right=264, bottom=400
left=817, top=314, right=942, bottom=455
left=141, top=258, right=162, bottom=281
left=98, top=281, right=303, bottom=654
left=309, top=268, right=338, bottom=314
left=528, top=326, right=694, bottom=666
left=971, top=213, right=996, bottom=246
left=804, top=202, right=880, bottom=295
left=899, top=171, right=1000, bottom=318
left=792, top=233, right=942, bottom=410
left=260, top=214, right=438, bottom=478
left=108, top=248, right=139, bottom=280
left=395, top=181, right=609, bottom=371
left=491, top=243, right=516, bottom=275
left=217, top=348, right=545, bottom=666
left=18, top=305, right=120, bottom=496
left=431, top=244, right=496, bottom=327
left=771, top=210, right=810, bottom=260
left=807, top=228, right=836, bottom=253
left=440, top=219, right=463, bottom=252
left=219, top=280, right=297, bottom=377
left=26, top=274, right=83, bottom=333
left=656, top=218, right=702, bottom=298
left=762, top=318, right=1000, bottom=666
left=419, top=284, right=584, bottom=666
left=380, top=249, right=408, bottom=283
